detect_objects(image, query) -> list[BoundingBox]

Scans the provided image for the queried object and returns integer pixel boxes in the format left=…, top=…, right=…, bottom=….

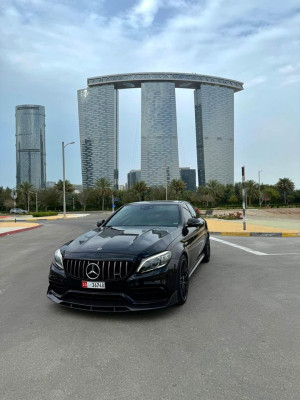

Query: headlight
left=53, top=249, right=64, bottom=270
left=137, top=251, right=172, bottom=274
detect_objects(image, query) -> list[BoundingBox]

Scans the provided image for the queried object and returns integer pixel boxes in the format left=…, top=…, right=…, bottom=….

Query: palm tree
left=205, top=180, right=224, bottom=207
left=169, top=179, right=186, bottom=200
left=132, top=181, right=148, bottom=201
left=55, top=179, right=74, bottom=192
left=18, top=181, right=34, bottom=211
left=244, top=180, right=259, bottom=206
left=95, top=178, right=112, bottom=211
left=276, top=178, right=295, bottom=205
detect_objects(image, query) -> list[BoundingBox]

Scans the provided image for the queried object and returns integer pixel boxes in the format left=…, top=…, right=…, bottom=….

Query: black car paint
left=47, top=201, right=209, bottom=312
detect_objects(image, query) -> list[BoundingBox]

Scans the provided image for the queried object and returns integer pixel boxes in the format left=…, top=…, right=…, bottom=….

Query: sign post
left=11, top=189, right=17, bottom=223
left=242, top=166, right=246, bottom=231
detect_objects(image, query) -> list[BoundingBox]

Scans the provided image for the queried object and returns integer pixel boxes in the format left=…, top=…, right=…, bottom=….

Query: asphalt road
left=0, top=214, right=299, bottom=400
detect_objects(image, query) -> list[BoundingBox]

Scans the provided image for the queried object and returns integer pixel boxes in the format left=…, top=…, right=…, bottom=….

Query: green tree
left=78, top=188, right=97, bottom=211
left=132, top=181, right=148, bottom=201
left=95, top=178, right=112, bottom=211
left=244, top=180, right=259, bottom=206
left=276, top=178, right=295, bottom=205
left=204, top=180, right=224, bottom=207
left=262, top=187, right=280, bottom=205
left=55, top=179, right=74, bottom=193
left=169, top=179, right=186, bottom=200
left=38, top=188, right=61, bottom=210
left=18, top=181, right=34, bottom=211
left=146, top=186, right=166, bottom=201
left=228, top=195, right=238, bottom=204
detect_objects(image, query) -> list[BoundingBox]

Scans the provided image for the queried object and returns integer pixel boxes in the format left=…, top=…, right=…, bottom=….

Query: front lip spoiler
left=47, top=289, right=178, bottom=312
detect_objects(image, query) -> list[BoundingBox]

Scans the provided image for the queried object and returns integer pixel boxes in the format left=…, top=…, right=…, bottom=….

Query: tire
left=176, top=255, right=189, bottom=305
left=202, top=236, right=210, bottom=263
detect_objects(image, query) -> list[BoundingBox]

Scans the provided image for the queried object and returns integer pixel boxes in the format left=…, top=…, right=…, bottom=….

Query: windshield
left=106, top=204, right=180, bottom=227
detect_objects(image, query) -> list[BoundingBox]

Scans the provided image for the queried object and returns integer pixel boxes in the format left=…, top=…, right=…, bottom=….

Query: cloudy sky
left=1, top=0, right=299, bottom=188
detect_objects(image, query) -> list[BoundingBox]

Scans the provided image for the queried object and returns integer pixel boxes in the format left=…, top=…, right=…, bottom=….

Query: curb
left=210, top=232, right=300, bottom=237
left=0, top=224, right=42, bottom=238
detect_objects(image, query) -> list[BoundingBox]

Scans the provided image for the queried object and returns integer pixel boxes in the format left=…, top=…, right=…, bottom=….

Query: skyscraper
left=180, top=167, right=196, bottom=191
left=77, top=85, right=118, bottom=188
left=78, top=73, right=243, bottom=188
left=194, top=85, right=234, bottom=185
left=127, top=169, right=141, bottom=189
left=15, top=105, right=46, bottom=189
left=141, top=82, right=180, bottom=186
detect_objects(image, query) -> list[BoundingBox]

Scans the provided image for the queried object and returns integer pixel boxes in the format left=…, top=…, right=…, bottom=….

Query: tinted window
left=182, top=204, right=192, bottom=224
left=186, top=202, right=197, bottom=218
left=106, top=204, right=180, bottom=227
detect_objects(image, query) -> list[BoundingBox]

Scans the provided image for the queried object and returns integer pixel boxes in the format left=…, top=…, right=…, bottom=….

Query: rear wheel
left=202, top=236, right=210, bottom=263
left=176, top=255, right=189, bottom=305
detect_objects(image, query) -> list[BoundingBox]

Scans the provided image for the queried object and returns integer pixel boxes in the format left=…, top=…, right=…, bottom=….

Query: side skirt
left=188, top=254, right=205, bottom=278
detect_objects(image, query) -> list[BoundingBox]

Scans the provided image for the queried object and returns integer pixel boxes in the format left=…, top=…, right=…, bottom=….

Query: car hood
left=64, top=226, right=181, bottom=259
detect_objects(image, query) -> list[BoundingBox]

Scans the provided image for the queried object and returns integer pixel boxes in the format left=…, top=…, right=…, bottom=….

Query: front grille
left=64, top=259, right=134, bottom=281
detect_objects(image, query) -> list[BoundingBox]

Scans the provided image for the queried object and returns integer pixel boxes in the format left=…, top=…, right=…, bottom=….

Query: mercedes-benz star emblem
left=86, top=263, right=100, bottom=280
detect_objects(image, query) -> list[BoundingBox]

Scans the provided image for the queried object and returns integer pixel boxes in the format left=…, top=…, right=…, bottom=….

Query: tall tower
left=78, top=85, right=119, bottom=189
left=15, top=105, right=46, bottom=189
left=141, top=82, right=180, bottom=186
left=194, top=85, right=234, bottom=186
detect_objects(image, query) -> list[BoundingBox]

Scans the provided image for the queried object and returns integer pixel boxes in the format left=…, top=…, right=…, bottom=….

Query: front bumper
left=47, top=262, right=178, bottom=312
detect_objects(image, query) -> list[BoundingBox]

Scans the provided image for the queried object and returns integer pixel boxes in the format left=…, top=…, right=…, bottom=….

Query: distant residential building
left=16, top=105, right=46, bottom=189
left=180, top=167, right=196, bottom=191
left=127, top=170, right=141, bottom=189
left=118, top=184, right=125, bottom=191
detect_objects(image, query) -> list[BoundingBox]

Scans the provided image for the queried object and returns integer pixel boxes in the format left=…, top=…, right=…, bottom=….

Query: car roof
left=128, top=201, right=184, bottom=205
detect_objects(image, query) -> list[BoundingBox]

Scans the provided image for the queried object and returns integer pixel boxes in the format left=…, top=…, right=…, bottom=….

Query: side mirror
left=187, top=218, right=204, bottom=228
left=97, top=219, right=105, bottom=227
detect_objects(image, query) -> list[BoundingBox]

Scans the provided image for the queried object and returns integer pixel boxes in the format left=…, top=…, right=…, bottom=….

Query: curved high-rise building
left=15, top=105, right=46, bottom=189
left=78, top=72, right=243, bottom=188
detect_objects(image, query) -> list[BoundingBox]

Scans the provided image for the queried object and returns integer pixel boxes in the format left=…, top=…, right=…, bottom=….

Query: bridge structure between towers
left=77, top=72, right=243, bottom=189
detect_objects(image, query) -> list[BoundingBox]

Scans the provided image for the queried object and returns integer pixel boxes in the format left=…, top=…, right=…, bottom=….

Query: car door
left=180, top=203, right=202, bottom=272
left=186, top=202, right=207, bottom=260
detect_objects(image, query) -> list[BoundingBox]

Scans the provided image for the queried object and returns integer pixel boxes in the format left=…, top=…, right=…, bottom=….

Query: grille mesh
left=64, top=259, right=133, bottom=281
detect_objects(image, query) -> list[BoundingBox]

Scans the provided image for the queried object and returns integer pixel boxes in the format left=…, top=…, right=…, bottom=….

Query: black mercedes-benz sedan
left=47, top=201, right=210, bottom=312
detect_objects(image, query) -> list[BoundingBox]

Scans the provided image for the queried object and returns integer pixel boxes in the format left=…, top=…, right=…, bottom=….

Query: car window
left=186, top=202, right=197, bottom=218
left=182, top=204, right=192, bottom=224
left=106, top=204, right=180, bottom=227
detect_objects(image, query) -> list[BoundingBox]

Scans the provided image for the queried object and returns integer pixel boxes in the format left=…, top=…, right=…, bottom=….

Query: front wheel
left=176, top=255, right=189, bottom=305
left=202, top=236, right=210, bottom=263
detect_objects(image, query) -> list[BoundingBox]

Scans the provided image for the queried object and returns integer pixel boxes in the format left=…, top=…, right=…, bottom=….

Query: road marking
left=266, top=253, right=300, bottom=256
left=211, top=237, right=300, bottom=256
left=211, top=237, right=267, bottom=255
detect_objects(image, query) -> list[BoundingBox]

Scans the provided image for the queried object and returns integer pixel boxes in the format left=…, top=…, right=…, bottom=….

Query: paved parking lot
left=0, top=215, right=299, bottom=400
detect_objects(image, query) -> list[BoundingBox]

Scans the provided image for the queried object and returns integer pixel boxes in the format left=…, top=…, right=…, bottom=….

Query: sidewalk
left=0, top=222, right=42, bottom=237
left=0, top=213, right=89, bottom=237
left=206, top=218, right=300, bottom=237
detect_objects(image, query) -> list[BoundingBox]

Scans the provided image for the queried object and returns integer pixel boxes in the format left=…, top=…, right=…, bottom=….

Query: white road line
left=211, top=237, right=267, bottom=255
left=267, top=253, right=300, bottom=256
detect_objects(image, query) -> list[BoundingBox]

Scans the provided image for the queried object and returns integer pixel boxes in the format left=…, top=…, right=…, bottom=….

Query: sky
left=0, top=0, right=299, bottom=189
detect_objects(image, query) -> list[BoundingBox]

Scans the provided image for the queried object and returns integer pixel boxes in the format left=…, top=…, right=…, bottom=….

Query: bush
left=31, top=211, right=58, bottom=217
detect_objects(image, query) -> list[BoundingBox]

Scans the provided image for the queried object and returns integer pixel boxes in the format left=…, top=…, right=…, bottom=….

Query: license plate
left=82, top=281, right=105, bottom=289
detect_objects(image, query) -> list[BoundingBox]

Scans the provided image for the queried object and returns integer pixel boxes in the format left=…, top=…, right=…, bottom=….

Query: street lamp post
left=62, top=141, right=75, bottom=218
left=258, top=170, right=263, bottom=207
